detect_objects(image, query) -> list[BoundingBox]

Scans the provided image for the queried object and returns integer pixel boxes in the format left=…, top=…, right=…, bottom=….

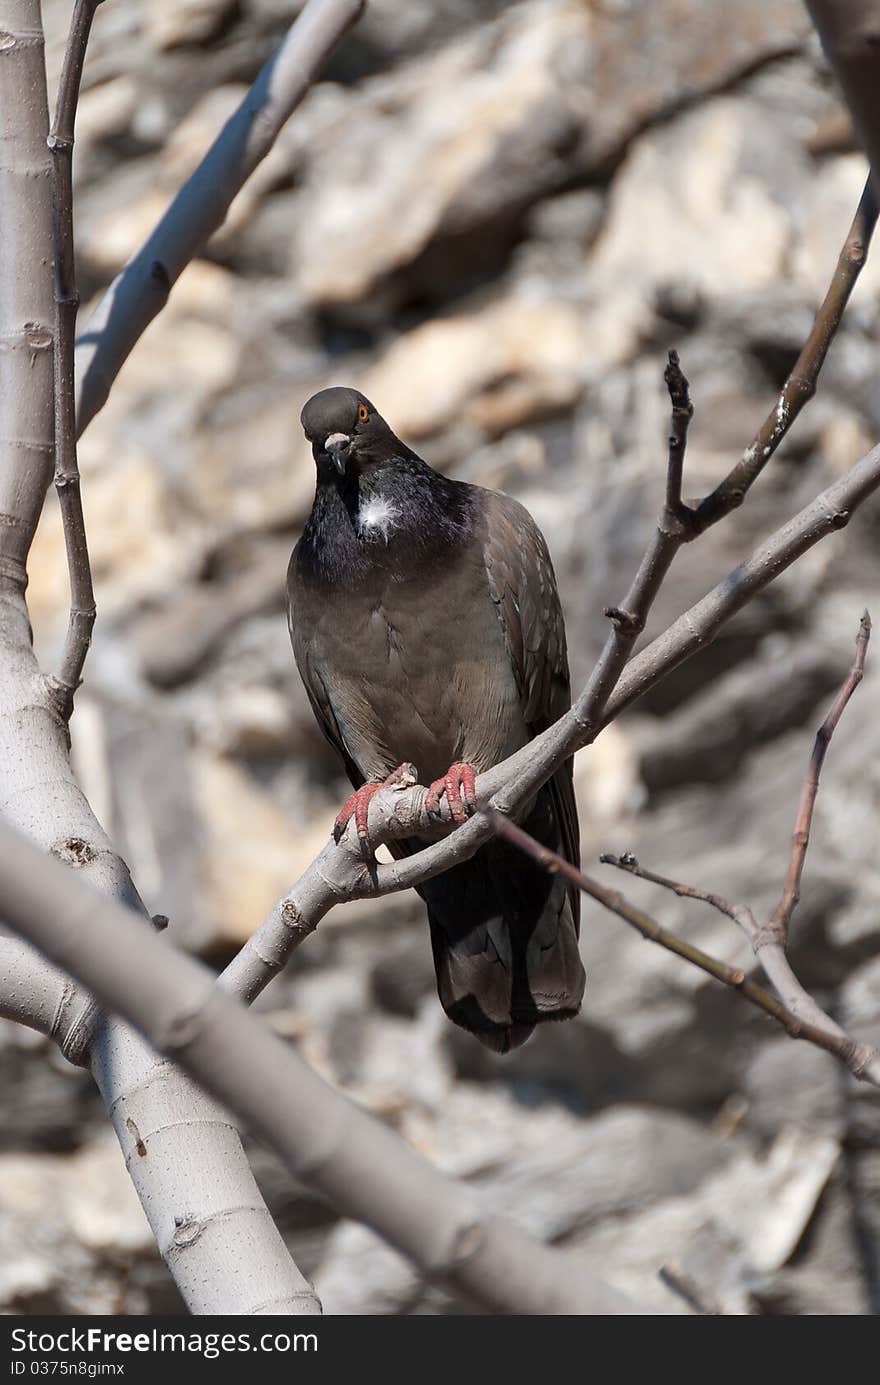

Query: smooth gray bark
left=0, top=0, right=320, bottom=1316
left=0, top=817, right=652, bottom=1316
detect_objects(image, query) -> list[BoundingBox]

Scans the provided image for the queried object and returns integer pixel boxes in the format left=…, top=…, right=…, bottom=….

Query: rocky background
left=3, top=0, right=879, bottom=1314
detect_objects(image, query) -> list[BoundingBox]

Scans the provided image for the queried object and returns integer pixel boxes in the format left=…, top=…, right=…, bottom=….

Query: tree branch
left=46, top=0, right=100, bottom=719
left=0, top=818, right=656, bottom=1317
left=597, top=853, right=753, bottom=929
left=768, top=610, right=871, bottom=941
left=0, top=0, right=55, bottom=587
left=663, top=349, right=694, bottom=518
left=0, top=937, right=69, bottom=1037
left=74, top=0, right=366, bottom=437
left=487, top=812, right=880, bottom=1086
left=593, top=610, right=879, bottom=1084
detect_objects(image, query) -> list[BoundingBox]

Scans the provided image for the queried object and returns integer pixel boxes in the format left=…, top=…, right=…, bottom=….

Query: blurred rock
left=361, top=296, right=591, bottom=439
left=194, top=751, right=329, bottom=948
left=0, top=1136, right=170, bottom=1315
left=742, top=1039, right=845, bottom=1141
left=148, top=0, right=241, bottom=52
left=569, top=1127, right=844, bottom=1314
left=636, top=645, right=845, bottom=796
left=369, top=940, right=436, bottom=1021
left=592, top=98, right=798, bottom=303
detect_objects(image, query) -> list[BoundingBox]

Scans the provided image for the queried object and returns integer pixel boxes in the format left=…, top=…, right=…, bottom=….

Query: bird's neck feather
left=298, top=454, right=474, bottom=586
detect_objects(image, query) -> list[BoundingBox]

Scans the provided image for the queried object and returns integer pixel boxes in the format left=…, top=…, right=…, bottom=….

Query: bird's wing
left=287, top=578, right=366, bottom=790
left=482, top=489, right=571, bottom=736
left=482, top=489, right=580, bottom=921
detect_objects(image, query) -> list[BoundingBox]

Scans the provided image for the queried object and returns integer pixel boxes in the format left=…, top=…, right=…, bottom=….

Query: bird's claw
left=425, top=762, right=478, bottom=825
left=333, top=762, right=418, bottom=857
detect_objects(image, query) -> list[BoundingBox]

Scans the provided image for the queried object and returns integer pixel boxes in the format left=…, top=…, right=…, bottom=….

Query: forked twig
left=595, top=614, right=878, bottom=1084
left=486, top=809, right=880, bottom=1086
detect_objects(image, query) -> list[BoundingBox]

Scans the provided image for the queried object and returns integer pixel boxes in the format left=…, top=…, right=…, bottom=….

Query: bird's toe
left=333, top=763, right=418, bottom=856
left=333, top=782, right=380, bottom=852
left=426, top=761, right=478, bottom=825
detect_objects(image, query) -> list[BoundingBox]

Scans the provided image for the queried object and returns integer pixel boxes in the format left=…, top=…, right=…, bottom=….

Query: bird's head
left=300, top=386, right=398, bottom=477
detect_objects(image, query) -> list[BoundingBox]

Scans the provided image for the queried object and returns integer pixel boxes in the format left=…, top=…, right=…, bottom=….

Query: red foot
left=333, top=762, right=417, bottom=856
left=425, top=762, right=478, bottom=825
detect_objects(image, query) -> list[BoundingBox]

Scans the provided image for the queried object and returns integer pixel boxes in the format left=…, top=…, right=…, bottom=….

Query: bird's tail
left=418, top=778, right=585, bottom=1053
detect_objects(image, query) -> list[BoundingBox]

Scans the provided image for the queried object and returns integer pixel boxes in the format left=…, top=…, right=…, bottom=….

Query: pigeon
left=287, top=386, right=585, bottom=1052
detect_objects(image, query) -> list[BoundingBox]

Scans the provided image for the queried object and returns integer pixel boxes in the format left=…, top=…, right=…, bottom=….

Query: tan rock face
left=592, top=99, right=793, bottom=298
left=360, top=298, right=589, bottom=439
left=194, top=752, right=330, bottom=947
left=286, top=0, right=806, bottom=309
left=147, top=0, right=240, bottom=52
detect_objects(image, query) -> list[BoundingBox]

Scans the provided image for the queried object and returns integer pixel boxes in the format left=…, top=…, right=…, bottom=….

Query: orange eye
left=357, top=403, right=369, bottom=422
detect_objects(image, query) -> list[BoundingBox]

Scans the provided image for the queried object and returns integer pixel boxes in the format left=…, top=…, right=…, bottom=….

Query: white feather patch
left=357, top=495, right=400, bottom=541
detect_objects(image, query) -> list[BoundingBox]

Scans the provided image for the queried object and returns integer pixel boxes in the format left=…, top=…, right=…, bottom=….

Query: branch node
left=603, top=605, right=643, bottom=635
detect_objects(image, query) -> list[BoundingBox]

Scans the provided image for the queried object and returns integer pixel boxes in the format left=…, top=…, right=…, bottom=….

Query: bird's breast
left=305, top=559, right=527, bottom=785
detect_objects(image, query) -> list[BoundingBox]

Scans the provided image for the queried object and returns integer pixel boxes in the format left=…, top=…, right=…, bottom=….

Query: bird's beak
left=324, top=432, right=351, bottom=475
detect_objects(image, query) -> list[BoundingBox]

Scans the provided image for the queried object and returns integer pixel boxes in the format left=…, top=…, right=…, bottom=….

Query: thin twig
left=486, top=810, right=880, bottom=1086
left=500, top=350, right=699, bottom=820
left=600, top=845, right=880, bottom=1081
left=768, top=611, right=871, bottom=942
left=663, top=349, right=694, bottom=518
left=695, top=177, right=878, bottom=531
left=491, top=179, right=877, bottom=818
left=46, top=0, right=102, bottom=719
left=599, top=851, right=745, bottom=926
left=599, top=615, right=879, bottom=1083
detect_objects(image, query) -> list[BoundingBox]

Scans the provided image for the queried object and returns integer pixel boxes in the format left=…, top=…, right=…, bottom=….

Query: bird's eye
left=357, top=403, right=369, bottom=422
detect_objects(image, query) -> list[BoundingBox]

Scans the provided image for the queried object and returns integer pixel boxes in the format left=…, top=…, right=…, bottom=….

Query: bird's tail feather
left=417, top=781, right=585, bottom=1054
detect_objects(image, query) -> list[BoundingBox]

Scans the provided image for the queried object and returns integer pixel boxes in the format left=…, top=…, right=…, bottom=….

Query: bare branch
left=0, top=0, right=55, bottom=586
left=695, top=177, right=878, bottom=529
left=487, top=811, right=880, bottom=1086
left=0, top=818, right=654, bottom=1316
left=601, top=444, right=880, bottom=728
left=46, top=0, right=100, bottom=719
left=599, top=852, right=750, bottom=929
left=768, top=610, right=871, bottom=941
left=74, top=0, right=366, bottom=437
left=0, top=937, right=68, bottom=1037
left=596, top=612, right=878, bottom=1085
